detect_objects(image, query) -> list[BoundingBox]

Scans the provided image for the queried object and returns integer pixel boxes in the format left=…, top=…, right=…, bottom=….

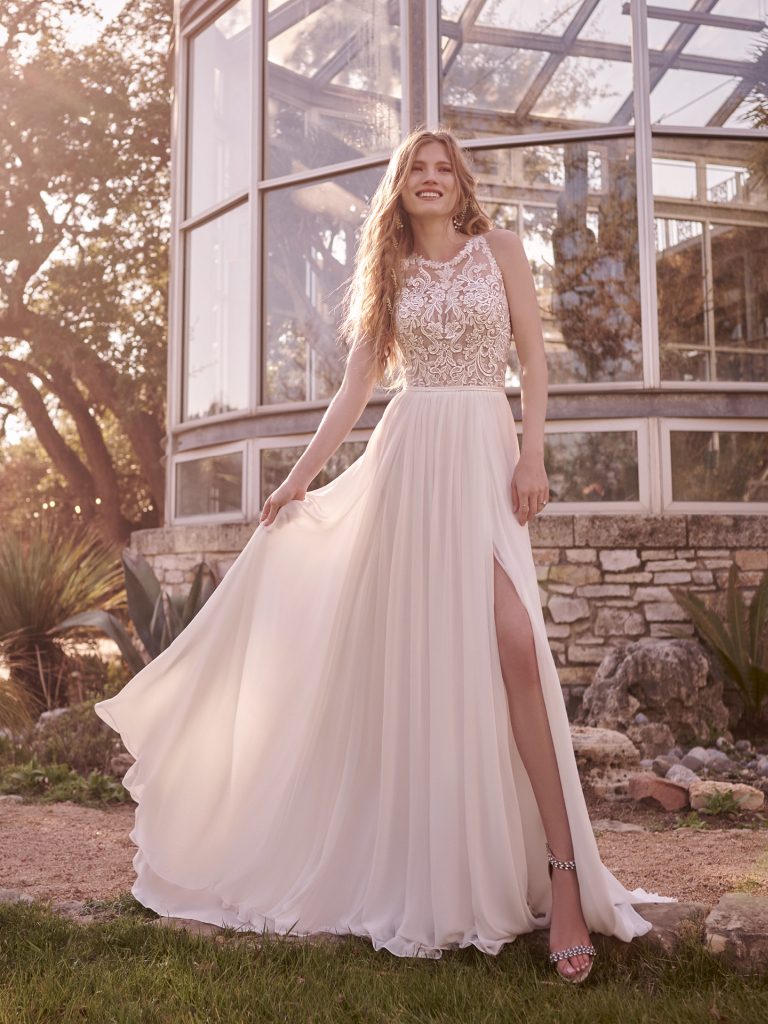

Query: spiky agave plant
left=51, top=549, right=219, bottom=675
left=0, top=520, right=124, bottom=718
left=668, top=563, right=768, bottom=740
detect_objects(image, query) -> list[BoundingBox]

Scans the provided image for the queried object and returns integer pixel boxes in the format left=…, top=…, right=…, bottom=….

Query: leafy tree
left=0, top=0, right=172, bottom=543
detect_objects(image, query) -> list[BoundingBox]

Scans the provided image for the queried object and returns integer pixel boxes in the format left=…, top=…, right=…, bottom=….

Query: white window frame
left=171, top=440, right=249, bottom=525
left=660, top=417, right=768, bottom=514
left=534, top=418, right=651, bottom=515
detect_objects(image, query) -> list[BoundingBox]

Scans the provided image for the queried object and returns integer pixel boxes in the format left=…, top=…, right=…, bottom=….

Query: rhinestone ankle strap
left=546, top=840, right=577, bottom=870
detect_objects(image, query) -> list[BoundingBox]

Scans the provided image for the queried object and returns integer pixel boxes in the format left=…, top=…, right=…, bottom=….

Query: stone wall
left=131, top=514, right=767, bottom=717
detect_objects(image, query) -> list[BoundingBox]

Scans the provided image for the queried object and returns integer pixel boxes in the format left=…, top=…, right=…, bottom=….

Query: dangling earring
left=452, top=196, right=469, bottom=232
left=394, top=210, right=403, bottom=231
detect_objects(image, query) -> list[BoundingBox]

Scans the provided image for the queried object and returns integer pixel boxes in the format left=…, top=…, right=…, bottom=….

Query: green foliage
left=0, top=0, right=173, bottom=540
left=669, top=563, right=768, bottom=738
left=676, top=810, right=707, bottom=830
left=697, top=789, right=743, bottom=817
left=0, top=755, right=130, bottom=805
left=19, top=698, right=123, bottom=776
left=51, top=549, right=219, bottom=673
left=0, top=519, right=124, bottom=718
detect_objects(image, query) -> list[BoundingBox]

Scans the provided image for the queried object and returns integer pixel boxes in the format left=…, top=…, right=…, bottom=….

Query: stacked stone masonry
left=131, top=513, right=767, bottom=712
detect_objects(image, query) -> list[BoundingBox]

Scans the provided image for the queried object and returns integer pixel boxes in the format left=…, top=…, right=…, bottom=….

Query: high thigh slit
left=94, top=231, right=676, bottom=959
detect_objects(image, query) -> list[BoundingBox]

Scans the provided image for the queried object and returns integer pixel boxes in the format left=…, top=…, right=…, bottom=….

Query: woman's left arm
left=485, top=228, right=550, bottom=527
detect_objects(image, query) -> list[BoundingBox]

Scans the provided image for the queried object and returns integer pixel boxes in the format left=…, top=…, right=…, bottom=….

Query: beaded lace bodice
left=395, top=233, right=511, bottom=388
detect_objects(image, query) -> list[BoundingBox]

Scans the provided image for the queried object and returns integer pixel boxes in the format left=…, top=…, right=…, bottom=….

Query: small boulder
left=682, top=753, right=706, bottom=771
left=633, top=901, right=709, bottom=954
left=652, top=753, right=681, bottom=778
left=109, top=752, right=136, bottom=776
left=705, top=893, right=768, bottom=972
left=628, top=772, right=689, bottom=811
left=665, top=764, right=700, bottom=789
left=689, top=780, right=764, bottom=812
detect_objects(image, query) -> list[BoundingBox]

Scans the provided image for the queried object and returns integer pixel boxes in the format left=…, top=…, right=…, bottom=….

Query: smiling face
left=399, top=139, right=461, bottom=225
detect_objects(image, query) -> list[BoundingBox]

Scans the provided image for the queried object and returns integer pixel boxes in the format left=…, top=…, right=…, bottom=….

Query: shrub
left=51, top=549, right=219, bottom=674
left=669, top=563, right=768, bottom=740
left=0, top=756, right=129, bottom=805
left=0, top=520, right=124, bottom=719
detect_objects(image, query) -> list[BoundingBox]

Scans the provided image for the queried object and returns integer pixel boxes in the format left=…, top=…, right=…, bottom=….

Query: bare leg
left=493, top=555, right=593, bottom=978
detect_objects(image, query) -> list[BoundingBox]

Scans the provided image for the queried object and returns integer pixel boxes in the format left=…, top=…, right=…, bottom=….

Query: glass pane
left=176, top=451, right=244, bottom=517
left=187, top=0, right=251, bottom=217
left=263, top=165, right=385, bottom=404
left=655, top=218, right=706, bottom=380
left=260, top=440, right=368, bottom=505
left=266, top=0, right=401, bottom=177
left=670, top=431, right=768, bottom=502
left=441, top=0, right=634, bottom=138
left=648, top=0, right=767, bottom=128
left=184, top=203, right=250, bottom=420
left=480, top=138, right=642, bottom=384
left=541, top=431, right=639, bottom=503
left=654, top=137, right=768, bottom=383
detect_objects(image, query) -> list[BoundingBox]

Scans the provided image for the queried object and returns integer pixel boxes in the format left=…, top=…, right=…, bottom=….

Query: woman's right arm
left=259, top=334, right=379, bottom=526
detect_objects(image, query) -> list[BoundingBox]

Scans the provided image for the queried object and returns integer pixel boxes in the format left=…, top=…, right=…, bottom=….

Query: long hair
left=337, top=125, right=493, bottom=392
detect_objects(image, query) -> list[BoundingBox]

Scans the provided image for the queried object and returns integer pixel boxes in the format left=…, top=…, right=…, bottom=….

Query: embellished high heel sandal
left=546, top=840, right=597, bottom=984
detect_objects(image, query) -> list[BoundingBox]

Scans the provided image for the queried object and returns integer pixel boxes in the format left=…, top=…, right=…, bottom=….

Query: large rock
left=689, top=780, right=764, bottom=812
left=569, top=725, right=641, bottom=768
left=705, top=893, right=768, bottom=972
left=577, top=639, right=730, bottom=753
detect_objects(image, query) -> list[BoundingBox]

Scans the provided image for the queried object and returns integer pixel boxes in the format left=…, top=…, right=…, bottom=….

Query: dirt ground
left=1, top=798, right=766, bottom=910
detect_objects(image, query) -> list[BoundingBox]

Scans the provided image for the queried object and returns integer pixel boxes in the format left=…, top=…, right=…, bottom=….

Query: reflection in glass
left=482, top=138, right=641, bottom=384
left=542, top=431, right=639, bottom=503
left=670, top=431, right=768, bottom=502
left=187, top=0, right=251, bottom=217
left=176, top=451, right=243, bottom=517
left=266, top=0, right=401, bottom=177
left=263, top=166, right=385, bottom=405
left=260, top=440, right=368, bottom=505
left=654, top=138, right=768, bottom=382
left=647, top=1, right=767, bottom=129
left=441, top=0, right=634, bottom=136
left=184, top=203, right=250, bottom=420
left=655, top=219, right=706, bottom=381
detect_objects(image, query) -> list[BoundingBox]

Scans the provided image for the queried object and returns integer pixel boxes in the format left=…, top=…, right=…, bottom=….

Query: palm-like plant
left=0, top=521, right=124, bottom=718
left=668, top=564, right=768, bottom=739
left=50, top=549, right=219, bottom=675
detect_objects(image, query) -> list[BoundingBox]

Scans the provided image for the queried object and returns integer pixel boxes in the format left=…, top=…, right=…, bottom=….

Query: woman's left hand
left=511, top=452, right=549, bottom=526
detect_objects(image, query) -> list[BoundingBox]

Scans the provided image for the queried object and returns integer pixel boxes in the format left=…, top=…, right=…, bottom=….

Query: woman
left=94, top=126, right=675, bottom=981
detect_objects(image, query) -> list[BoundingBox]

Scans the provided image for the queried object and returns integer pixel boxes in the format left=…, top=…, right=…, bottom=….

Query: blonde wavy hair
left=337, top=125, right=493, bottom=392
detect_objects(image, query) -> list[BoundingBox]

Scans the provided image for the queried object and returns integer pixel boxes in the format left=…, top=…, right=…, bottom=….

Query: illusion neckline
left=403, top=233, right=485, bottom=268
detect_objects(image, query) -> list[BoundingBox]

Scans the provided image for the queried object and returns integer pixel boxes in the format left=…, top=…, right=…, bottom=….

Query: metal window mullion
left=425, top=0, right=440, bottom=130
left=630, top=0, right=660, bottom=393
left=167, top=9, right=190, bottom=525
left=250, top=0, right=265, bottom=519
left=702, top=218, right=717, bottom=383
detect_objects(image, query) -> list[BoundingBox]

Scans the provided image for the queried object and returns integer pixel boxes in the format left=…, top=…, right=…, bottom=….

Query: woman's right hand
left=259, top=473, right=309, bottom=527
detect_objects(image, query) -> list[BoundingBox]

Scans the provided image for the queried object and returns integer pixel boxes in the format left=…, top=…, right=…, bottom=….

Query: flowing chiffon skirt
left=94, top=383, right=676, bottom=959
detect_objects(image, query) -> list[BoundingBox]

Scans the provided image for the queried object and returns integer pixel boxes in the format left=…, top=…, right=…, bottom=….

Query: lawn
left=1, top=897, right=766, bottom=1024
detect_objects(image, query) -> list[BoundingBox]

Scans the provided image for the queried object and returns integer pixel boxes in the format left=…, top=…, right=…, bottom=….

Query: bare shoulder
left=482, top=227, right=527, bottom=260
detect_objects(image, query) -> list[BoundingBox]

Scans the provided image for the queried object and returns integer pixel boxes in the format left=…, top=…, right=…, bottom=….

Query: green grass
left=1, top=899, right=766, bottom=1024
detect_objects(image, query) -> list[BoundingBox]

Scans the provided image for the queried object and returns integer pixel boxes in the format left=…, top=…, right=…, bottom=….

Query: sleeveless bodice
left=395, top=233, right=511, bottom=389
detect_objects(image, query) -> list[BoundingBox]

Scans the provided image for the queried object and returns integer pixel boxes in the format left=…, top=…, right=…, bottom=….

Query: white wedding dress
left=94, top=232, right=675, bottom=958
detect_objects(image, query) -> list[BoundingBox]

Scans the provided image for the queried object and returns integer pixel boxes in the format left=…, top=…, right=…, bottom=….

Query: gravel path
left=1, top=799, right=766, bottom=909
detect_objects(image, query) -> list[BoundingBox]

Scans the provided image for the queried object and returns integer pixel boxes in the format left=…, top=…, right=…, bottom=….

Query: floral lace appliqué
left=395, top=234, right=511, bottom=388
